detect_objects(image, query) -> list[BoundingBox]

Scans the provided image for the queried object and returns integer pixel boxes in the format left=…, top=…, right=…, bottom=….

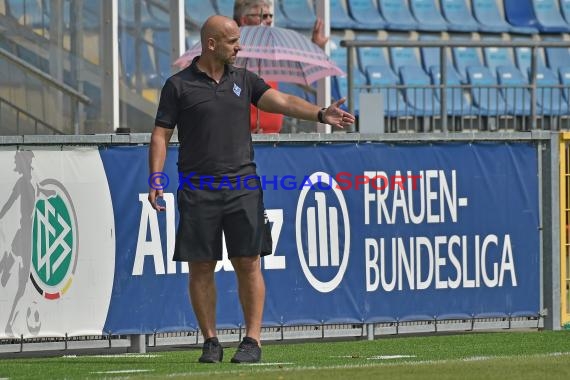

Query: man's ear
left=207, top=37, right=216, bottom=51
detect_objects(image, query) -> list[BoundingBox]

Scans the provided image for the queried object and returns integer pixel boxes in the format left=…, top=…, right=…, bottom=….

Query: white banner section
left=0, top=149, right=115, bottom=338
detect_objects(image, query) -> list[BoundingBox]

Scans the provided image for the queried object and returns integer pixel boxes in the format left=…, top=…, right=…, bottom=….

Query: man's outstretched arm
left=256, top=88, right=355, bottom=129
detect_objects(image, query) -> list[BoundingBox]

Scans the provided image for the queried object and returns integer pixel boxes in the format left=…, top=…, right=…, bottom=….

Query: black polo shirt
left=155, top=56, right=271, bottom=181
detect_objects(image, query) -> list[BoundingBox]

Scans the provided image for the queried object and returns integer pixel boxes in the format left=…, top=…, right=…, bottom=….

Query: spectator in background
left=233, top=0, right=328, bottom=49
left=233, top=0, right=328, bottom=133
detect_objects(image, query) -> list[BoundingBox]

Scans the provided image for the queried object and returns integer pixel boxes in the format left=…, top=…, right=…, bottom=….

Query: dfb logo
left=295, top=172, right=350, bottom=293
left=31, top=179, right=78, bottom=300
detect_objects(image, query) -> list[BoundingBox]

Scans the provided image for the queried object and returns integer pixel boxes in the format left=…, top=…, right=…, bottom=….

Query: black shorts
left=173, top=179, right=272, bottom=262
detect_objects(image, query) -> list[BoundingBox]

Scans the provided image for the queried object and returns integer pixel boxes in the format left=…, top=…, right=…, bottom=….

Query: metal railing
left=0, top=97, right=62, bottom=135
left=0, top=46, right=91, bottom=134
left=342, top=39, right=570, bottom=133
left=0, top=47, right=90, bottom=105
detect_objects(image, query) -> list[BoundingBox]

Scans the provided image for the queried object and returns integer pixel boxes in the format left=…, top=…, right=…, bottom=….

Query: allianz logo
left=133, top=172, right=350, bottom=292
left=295, top=172, right=351, bottom=293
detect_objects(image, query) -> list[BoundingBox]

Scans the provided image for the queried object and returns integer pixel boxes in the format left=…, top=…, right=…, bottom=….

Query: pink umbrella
left=173, top=25, right=344, bottom=86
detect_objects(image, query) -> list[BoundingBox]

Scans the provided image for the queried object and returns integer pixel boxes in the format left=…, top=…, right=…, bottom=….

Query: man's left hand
left=323, top=98, right=356, bottom=129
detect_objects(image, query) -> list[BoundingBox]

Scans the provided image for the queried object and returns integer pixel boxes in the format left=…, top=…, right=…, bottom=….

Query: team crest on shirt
left=233, top=83, right=242, bottom=97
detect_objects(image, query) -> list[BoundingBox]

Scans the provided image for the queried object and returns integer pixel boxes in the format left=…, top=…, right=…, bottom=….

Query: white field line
left=367, top=355, right=417, bottom=360
left=248, top=362, right=295, bottom=366
left=91, top=369, right=153, bottom=374
left=331, top=355, right=417, bottom=360
left=165, top=351, right=570, bottom=377
left=64, top=354, right=160, bottom=358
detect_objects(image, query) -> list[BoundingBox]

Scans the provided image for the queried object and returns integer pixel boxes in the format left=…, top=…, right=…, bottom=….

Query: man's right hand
left=148, top=188, right=166, bottom=212
left=148, top=126, right=174, bottom=212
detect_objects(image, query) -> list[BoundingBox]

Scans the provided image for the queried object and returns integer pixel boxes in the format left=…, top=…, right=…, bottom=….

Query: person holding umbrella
left=233, top=0, right=329, bottom=133
left=148, top=15, right=354, bottom=363
left=233, top=0, right=283, bottom=133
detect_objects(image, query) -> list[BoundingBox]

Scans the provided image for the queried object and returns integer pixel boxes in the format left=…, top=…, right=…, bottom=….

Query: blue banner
left=100, top=142, right=540, bottom=333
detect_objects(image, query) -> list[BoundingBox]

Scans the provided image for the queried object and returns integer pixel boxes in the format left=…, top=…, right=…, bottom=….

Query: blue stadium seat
left=390, top=45, right=423, bottom=74
left=356, top=34, right=390, bottom=72
left=215, top=0, right=234, bottom=17
left=378, top=0, right=419, bottom=31
left=533, top=0, right=570, bottom=32
left=419, top=34, right=453, bottom=72
left=329, top=0, right=359, bottom=29
left=346, top=0, right=389, bottom=30
left=306, top=83, right=317, bottom=104
left=473, top=0, right=537, bottom=34
left=544, top=43, right=570, bottom=73
left=503, top=0, right=538, bottom=30
left=429, top=65, right=470, bottom=115
left=439, top=0, right=480, bottom=32
left=496, top=65, right=533, bottom=115
left=559, top=66, right=570, bottom=103
left=471, top=0, right=513, bottom=33
left=281, top=0, right=316, bottom=29
left=514, top=44, right=546, bottom=79
left=273, top=1, right=290, bottom=28
left=467, top=65, right=510, bottom=114
left=484, top=46, right=515, bottom=77
left=330, top=35, right=349, bottom=69
left=409, top=0, right=448, bottom=31
left=399, top=65, right=440, bottom=115
left=453, top=45, right=483, bottom=83
left=504, top=0, right=570, bottom=33
left=185, top=0, right=218, bottom=28
left=278, top=82, right=312, bottom=101
left=561, top=0, right=570, bottom=24
left=533, top=67, right=570, bottom=114
left=366, top=64, right=410, bottom=116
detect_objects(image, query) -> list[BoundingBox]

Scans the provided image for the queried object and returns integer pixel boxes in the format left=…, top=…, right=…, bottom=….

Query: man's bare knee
left=189, top=261, right=217, bottom=281
left=231, top=256, right=261, bottom=275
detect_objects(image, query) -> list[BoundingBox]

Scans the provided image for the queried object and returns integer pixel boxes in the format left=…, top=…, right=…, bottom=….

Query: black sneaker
left=231, top=337, right=261, bottom=363
left=198, top=337, right=223, bottom=363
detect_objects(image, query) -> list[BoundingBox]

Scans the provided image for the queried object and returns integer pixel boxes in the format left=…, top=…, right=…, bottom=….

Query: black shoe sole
left=199, top=359, right=222, bottom=363
left=230, top=357, right=261, bottom=363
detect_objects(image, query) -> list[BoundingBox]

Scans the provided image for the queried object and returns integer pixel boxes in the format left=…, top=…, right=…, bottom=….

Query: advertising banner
left=0, top=143, right=539, bottom=338
left=0, top=149, right=115, bottom=339
left=100, top=142, right=540, bottom=333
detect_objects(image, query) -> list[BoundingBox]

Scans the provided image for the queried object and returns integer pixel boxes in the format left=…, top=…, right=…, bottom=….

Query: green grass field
left=1, top=330, right=569, bottom=379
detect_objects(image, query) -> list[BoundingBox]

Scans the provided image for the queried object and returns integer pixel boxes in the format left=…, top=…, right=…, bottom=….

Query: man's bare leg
left=231, top=255, right=265, bottom=344
left=189, top=261, right=218, bottom=340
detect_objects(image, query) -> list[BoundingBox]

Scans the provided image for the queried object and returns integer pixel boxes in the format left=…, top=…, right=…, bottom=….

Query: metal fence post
left=347, top=45, right=355, bottom=132
left=530, top=45, right=538, bottom=130
left=366, top=324, right=374, bottom=340
left=129, top=334, right=147, bottom=353
left=440, top=46, right=448, bottom=133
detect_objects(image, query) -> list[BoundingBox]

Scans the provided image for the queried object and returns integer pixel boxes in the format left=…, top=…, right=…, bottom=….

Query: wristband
left=317, top=107, right=327, bottom=123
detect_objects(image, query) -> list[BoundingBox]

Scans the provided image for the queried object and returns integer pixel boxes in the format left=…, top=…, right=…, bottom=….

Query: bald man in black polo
left=148, top=15, right=354, bottom=364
